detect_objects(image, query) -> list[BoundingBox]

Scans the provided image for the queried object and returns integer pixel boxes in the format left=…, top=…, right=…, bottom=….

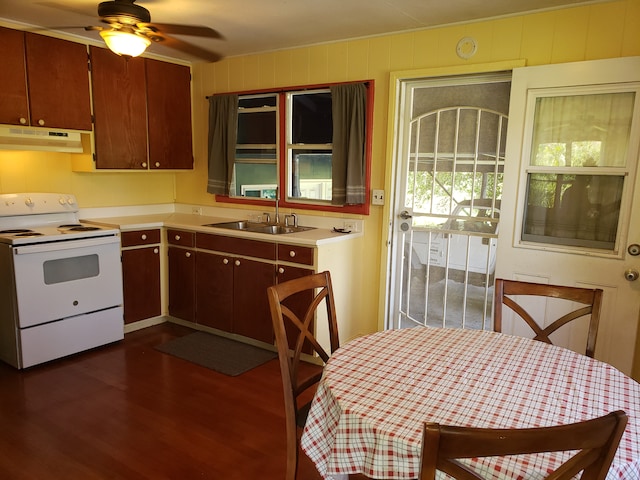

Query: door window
left=519, top=89, right=636, bottom=254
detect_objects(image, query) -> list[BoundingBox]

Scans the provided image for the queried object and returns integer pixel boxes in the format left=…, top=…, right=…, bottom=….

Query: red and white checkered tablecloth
left=301, top=326, right=640, bottom=480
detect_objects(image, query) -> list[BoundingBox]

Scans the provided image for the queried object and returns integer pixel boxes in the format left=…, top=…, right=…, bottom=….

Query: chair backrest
left=494, top=278, right=603, bottom=357
left=267, top=270, right=340, bottom=480
left=419, top=410, right=628, bottom=480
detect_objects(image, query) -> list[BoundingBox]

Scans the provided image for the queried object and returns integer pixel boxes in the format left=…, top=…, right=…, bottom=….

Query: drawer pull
left=142, top=162, right=147, bottom=168
left=155, top=162, right=160, bottom=168
left=278, top=267, right=285, bottom=274
left=289, top=250, right=296, bottom=257
left=141, top=234, right=147, bottom=240
left=235, top=260, right=241, bottom=266
left=185, top=252, right=191, bottom=258
left=223, top=258, right=229, bottom=265
left=19, top=117, right=27, bottom=125
left=175, top=235, right=181, bottom=241
left=153, top=248, right=159, bottom=254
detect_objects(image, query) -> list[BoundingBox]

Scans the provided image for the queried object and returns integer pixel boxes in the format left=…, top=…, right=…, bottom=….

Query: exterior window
left=520, top=91, right=634, bottom=252
left=231, top=94, right=278, bottom=198
left=219, top=81, right=372, bottom=215
left=287, top=90, right=333, bottom=201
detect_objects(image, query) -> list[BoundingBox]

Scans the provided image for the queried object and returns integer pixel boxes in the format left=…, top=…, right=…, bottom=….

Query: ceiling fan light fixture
left=100, top=29, right=151, bottom=57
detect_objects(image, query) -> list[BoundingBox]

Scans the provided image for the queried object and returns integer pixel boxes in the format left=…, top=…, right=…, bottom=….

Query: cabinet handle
left=223, top=258, right=229, bottom=265
left=278, top=267, right=285, bottom=274
left=153, top=248, right=159, bottom=254
left=141, top=234, right=147, bottom=240
left=37, top=119, right=45, bottom=126
left=185, top=252, right=191, bottom=258
left=235, top=260, right=241, bottom=266
left=289, top=250, right=296, bottom=257
left=142, top=162, right=148, bottom=168
left=175, top=235, right=181, bottom=241
left=155, top=162, right=160, bottom=168
left=19, top=117, right=27, bottom=125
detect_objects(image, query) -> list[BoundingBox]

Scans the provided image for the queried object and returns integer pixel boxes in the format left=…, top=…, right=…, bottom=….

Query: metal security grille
left=397, top=106, right=507, bottom=330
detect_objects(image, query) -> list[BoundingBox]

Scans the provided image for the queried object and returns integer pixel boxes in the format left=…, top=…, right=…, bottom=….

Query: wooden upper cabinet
left=26, top=32, right=92, bottom=130
left=145, top=59, right=193, bottom=170
left=0, top=27, right=92, bottom=131
left=0, top=27, right=29, bottom=126
left=90, top=46, right=148, bottom=169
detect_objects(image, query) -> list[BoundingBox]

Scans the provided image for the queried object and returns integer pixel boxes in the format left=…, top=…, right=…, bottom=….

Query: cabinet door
left=196, top=251, right=234, bottom=332
left=25, top=32, right=92, bottom=130
left=233, top=258, right=275, bottom=344
left=122, top=246, right=161, bottom=324
left=0, top=27, right=29, bottom=126
left=145, top=59, right=193, bottom=169
left=168, top=246, right=196, bottom=321
left=277, top=264, right=315, bottom=353
left=90, top=46, right=148, bottom=169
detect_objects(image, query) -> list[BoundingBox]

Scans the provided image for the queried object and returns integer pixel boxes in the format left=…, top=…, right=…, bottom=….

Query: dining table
left=300, top=326, right=640, bottom=479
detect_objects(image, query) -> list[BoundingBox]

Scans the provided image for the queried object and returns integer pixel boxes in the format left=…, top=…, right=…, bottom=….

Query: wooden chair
left=267, top=270, right=340, bottom=480
left=494, top=279, right=603, bottom=357
left=419, top=410, right=628, bottom=480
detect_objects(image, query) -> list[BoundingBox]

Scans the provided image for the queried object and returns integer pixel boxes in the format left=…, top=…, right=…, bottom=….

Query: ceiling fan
left=45, top=0, right=224, bottom=61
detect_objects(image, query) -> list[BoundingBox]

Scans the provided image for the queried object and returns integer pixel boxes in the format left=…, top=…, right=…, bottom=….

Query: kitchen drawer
left=277, top=244, right=314, bottom=266
left=196, top=233, right=276, bottom=260
left=121, top=229, right=161, bottom=247
left=167, top=229, right=195, bottom=247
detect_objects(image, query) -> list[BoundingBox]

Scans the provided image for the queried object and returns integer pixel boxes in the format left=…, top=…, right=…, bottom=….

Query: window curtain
left=207, top=94, right=239, bottom=195
left=331, top=83, right=367, bottom=205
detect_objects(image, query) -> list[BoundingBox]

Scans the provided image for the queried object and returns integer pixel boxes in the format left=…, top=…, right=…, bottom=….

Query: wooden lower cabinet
left=195, top=251, right=233, bottom=332
left=121, top=229, right=162, bottom=324
left=168, top=246, right=195, bottom=322
left=196, top=250, right=275, bottom=344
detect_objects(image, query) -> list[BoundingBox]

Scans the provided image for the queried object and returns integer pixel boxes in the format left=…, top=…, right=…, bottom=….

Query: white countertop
left=82, top=212, right=361, bottom=247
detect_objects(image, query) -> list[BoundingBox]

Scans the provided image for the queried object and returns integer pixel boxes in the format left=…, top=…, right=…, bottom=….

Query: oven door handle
left=12, top=235, right=120, bottom=255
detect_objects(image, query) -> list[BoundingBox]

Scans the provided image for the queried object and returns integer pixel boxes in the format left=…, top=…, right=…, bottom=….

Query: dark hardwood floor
left=0, top=323, right=351, bottom=479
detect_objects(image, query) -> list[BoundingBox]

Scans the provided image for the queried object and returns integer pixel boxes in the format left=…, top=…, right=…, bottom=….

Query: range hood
left=0, top=125, right=84, bottom=153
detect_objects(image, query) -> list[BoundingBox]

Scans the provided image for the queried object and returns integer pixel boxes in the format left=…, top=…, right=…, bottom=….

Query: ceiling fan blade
left=142, top=23, right=223, bottom=40
left=151, top=34, right=222, bottom=62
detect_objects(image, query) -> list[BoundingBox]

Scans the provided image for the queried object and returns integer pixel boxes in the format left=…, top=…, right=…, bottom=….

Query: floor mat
left=155, top=331, right=277, bottom=376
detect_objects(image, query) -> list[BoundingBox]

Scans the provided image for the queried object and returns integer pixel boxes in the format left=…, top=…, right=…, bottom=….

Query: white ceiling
left=0, top=0, right=605, bottom=63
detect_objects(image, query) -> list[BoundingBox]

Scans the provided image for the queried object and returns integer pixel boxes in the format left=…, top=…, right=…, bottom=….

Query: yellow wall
left=0, top=0, right=638, bottom=338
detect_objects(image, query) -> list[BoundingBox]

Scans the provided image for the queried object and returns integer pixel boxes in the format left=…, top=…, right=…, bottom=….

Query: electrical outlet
left=343, top=220, right=358, bottom=232
left=372, top=189, right=385, bottom=206
left=191, top=207, right=202, bottom=215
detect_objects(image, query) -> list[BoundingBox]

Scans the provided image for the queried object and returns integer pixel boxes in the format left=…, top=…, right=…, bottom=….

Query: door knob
left=399, top=210, right=413, bottom=219
left=624, top=269, right=639, bottom=282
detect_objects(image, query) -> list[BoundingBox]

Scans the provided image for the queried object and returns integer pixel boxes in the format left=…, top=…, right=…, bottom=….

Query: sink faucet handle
left=285, top=213, right=298, bottom=227
left=263, top=212, right=271, bottom=223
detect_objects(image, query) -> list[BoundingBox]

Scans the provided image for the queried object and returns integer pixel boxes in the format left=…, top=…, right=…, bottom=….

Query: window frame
left=215, top=80, right=374, bottom=215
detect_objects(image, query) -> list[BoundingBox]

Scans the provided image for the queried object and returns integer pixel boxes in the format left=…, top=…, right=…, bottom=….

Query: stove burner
left=0, top=229, right=34, bottom=234
left=14, top=232, right=44, bottom=237
left=58, top=224, right=83, bottom=228
left=66, top=226, right=101, bottom=232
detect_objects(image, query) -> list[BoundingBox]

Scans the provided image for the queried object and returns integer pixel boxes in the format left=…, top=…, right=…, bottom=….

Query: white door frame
left=379, top=61, right=525, bottom=331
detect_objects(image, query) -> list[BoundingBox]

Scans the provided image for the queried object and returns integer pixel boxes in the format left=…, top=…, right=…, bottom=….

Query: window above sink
left=208, top=80, right=374, bottom=215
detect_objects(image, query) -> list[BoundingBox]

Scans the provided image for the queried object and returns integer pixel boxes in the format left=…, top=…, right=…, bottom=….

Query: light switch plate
left=372, top=189, right=385, bottom=206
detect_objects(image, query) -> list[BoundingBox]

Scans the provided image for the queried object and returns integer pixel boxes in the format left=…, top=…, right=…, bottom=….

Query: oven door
left=12, top=235, right=123, bottom=328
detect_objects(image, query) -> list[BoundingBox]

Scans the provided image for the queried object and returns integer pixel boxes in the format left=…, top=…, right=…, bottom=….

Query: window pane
left=291, top=92, right=332, bottom=144
left=522, top=173, right=624, bottom=250
left=289, top=150, right=332, bottom=200
left=530, top=92, right=634, bottom=167
left=233, top=163, right=277, bottom=197
left=237, top=111, right=276, bottom=144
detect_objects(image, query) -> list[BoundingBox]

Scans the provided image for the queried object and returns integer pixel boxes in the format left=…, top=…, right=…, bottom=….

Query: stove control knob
left=66, top=197, right=75, bottom=206
left=25, top=197, right=34, bottom=207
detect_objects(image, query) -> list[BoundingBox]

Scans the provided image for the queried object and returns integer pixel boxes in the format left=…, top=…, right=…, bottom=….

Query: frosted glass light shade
left=100, top=30, right=151, bottom=57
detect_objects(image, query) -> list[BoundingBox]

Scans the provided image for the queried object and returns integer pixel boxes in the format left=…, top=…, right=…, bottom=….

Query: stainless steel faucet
left=285, top=213, right=298, bottom=227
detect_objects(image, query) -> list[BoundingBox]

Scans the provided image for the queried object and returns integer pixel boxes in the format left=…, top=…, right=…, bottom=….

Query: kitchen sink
left=205, top=220, right=315, bottom=235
